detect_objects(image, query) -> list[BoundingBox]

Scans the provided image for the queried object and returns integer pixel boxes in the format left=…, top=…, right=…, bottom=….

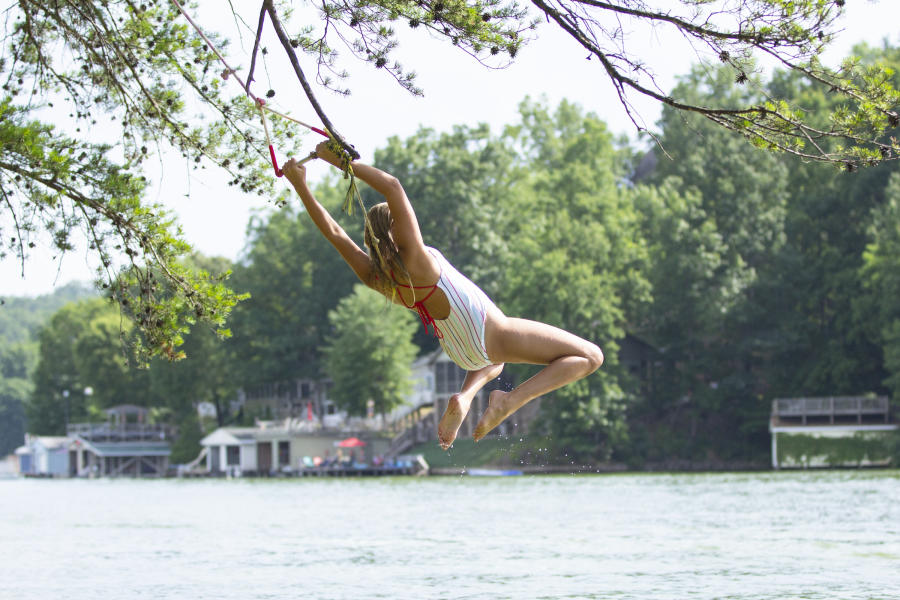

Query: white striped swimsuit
left=395, top=247, right=496, bottom=371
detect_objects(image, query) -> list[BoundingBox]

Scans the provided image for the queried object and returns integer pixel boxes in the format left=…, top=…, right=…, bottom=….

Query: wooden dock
left=178, top=457, right=427, bottom=478
left=292, top=464, right=418, bottom=477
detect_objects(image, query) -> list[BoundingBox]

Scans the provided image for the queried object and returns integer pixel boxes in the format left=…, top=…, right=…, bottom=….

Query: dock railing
left=771, top=396, right=890, bottom=425
left=67, top=422, right=168, bottom=441
left=387, top=411, right=436, bottom=458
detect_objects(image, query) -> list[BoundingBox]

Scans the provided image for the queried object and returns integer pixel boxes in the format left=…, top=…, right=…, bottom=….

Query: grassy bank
left=410, top=435, right=557, bottom=470
left=410, top=436, right=771, bottom=473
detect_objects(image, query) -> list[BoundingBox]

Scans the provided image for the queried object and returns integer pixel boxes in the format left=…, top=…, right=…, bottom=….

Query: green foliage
left=622, top=49, right=900, bottom=466
left=372, top=124, right=518, bottom=290
left=629, top=69, right=792, bottom=461
left=1, top=1, right=302, bottom=363
left=0, top=378, right=28, bottom=455
left=169, top=413, right=205, bottom=465
left=26, top=297, right=150, bottom=434
left=776, top=432, right=894, bottom=467
left=527, top=0, right=899, bottom=167
left=859, top=172, right=900, bottom=398
left=1, top=96, right=248, bottom=363
left=322, top=284, right=419, bottom=416
left=228, top=185, right=360, bottom=385
left=24, top=253, right=241, bottom=439
left=144, top=253, right=244, bottom=427
left=886, top=427, right=900, bottom=466
left=495, top=100, right=649, bottom=459
left=0, top=282, right=96, bottom=345
left=0, top=283, right=96, bottom=453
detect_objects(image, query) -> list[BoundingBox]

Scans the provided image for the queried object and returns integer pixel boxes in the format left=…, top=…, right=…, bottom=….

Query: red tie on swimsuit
left=393, top=276, right=443, bottom=339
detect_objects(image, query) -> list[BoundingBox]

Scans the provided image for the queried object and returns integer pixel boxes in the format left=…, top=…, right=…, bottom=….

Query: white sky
left=2, top=0, right=896, bottom=297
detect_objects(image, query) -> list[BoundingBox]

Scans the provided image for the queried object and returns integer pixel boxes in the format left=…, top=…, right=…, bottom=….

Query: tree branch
left=262, top=0, right=359, bottom=159
left=245, top=3, right=268, bottom=96
left=531, top=0, right=755, bottom=118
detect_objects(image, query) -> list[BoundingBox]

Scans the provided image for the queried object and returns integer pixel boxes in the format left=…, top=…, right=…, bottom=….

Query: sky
left=2, top=0, right=897, bottom=297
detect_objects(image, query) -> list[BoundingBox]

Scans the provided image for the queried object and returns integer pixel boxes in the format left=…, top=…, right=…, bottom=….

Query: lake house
left=17, top=405, right=171, bottom=478
left=769, top=395, right=897, bottom=469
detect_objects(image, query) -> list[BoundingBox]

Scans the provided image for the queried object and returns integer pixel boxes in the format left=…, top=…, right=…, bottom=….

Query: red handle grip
left=268, top=145, right=283, bottom=177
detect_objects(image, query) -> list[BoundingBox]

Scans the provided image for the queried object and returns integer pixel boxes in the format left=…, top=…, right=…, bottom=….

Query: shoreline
left=430, top=461, right=769, bottom=476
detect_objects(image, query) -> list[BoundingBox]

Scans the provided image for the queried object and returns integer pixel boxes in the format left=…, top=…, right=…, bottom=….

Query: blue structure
left=15, top=436, right=72, bottom=477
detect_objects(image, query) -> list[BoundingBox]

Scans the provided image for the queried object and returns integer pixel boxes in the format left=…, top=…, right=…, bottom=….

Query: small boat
left=466, top=468, right=523, bottom=476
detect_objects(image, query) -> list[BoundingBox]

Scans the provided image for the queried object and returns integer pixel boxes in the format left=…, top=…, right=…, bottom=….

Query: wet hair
left=364, top=202, right=414, bottom=300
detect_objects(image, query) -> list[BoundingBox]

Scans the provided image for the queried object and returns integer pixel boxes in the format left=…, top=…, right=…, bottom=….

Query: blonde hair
left=364, top=202, right=414, bottom=300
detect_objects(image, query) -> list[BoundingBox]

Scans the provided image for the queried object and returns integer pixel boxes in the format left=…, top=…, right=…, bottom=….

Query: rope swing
left=169, top=0, right=363, bottom=216
left=170, top=0, right=430, bottom=315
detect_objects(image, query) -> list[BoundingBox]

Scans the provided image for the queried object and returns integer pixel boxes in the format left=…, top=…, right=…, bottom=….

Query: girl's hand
left=282, top=157, right=307, bottom=189
left=315, top=140, right=342, bottom=168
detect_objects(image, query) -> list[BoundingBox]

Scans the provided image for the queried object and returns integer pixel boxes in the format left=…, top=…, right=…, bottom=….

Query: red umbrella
left=337, top=437, right=366, bottom=448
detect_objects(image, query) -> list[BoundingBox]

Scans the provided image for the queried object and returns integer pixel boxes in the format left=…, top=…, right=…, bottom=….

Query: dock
left=292, top=464, right=419, bottom=477
left=179, top=454, right=428, bottom=478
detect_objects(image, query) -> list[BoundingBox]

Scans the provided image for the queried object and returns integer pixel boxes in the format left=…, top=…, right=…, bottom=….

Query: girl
left=283, top=141, right=604, bottom=449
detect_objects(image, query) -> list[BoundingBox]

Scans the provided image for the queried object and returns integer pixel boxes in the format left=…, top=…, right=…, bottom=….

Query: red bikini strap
left=390, top=272, right=442, bottom=338
left=390, top=269, right=437, bottom=290
left=412, top=300, right=443, bottom=339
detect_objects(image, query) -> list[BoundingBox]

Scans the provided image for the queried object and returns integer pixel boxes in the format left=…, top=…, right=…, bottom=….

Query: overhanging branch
left=261, top=0, right=360, bottom=160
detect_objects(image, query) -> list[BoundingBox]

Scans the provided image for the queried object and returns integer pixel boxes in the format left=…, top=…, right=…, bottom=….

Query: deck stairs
left=387, top=411, right=436, bottom=458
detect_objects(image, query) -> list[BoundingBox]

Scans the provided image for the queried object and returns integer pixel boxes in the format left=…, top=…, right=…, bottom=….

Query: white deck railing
left=67, top=422, right=168, bottom=441
left=771, top=396, right=890, bottom=424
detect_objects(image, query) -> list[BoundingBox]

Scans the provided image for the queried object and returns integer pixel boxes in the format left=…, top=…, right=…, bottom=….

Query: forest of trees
left=4, top=43, right=900, bottom=466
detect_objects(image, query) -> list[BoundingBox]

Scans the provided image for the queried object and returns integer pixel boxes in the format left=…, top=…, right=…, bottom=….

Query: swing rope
left=256, top=99, right=318, bottom=175
left=169, top=0, right=352, bottom=181
left=170, top=0, right=385, bottom=274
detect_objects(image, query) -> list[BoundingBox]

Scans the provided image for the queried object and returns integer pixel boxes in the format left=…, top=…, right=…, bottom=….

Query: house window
left=226, top=445, right=240, bottom=466
left=278, top=441, right=290, bottom=466
left=436, top=362, right=466, bottom=395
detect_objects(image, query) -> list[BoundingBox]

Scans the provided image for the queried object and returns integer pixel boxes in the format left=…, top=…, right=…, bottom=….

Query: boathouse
left=199, top=426, right=391, bottom=476
left=769, top=396, right=897, bottom=469
left=67, top=405, right=171, bottom=477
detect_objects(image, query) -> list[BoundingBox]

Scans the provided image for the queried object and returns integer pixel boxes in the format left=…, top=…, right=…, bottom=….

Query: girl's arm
left=314, top=141, right=427, bottom=257
left=282, top=157, right=374, bottom=286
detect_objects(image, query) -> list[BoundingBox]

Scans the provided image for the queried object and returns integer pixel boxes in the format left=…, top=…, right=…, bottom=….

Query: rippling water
left=2, top=471, right=898, bottom=599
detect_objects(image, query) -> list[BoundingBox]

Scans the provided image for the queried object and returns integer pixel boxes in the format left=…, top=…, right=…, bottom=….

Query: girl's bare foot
left=473, top=390, right=515, bottom=442
left=437, top=393, right=472, bottom=450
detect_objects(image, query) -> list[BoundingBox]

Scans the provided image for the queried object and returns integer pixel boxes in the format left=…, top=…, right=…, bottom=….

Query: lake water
left=1, top=471, right=898, bottom=599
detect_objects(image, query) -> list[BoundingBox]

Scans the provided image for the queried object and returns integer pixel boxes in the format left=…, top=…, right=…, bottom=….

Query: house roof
left=200, top=427, right=261, bottom=446
left=31, top=436, right=71, bottom=451
left=199, top=425, right=333, bottom=446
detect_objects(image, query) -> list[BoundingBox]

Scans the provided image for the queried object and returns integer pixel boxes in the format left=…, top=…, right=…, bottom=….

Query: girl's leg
left=474, top=316, right=603, bottom=441
left=438, top=362, right=505, bottom=450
